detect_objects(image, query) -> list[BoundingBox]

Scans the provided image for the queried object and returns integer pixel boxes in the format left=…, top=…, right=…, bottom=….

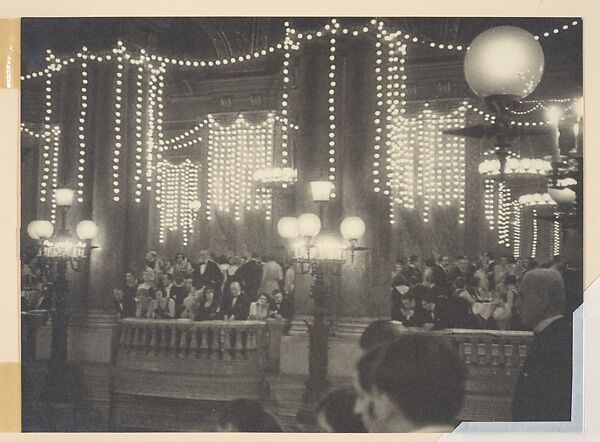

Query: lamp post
left=277, top=181, right=366, bottom=423
left=447, top=26, right=547, bottom=180
left=26, top=188, right=98, bottom=406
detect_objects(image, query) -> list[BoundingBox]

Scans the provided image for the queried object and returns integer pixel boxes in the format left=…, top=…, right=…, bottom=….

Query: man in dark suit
left=235, top=252, right=263, bottom=301
left=403, top=255, right=423, bottom=286
left=269, top=290, right=292, bottom=320
left=223, top=281, right=250, bottom=320
left=512, top=268, right=572, bottom=421
left=192, top=250, right=224, bottom=296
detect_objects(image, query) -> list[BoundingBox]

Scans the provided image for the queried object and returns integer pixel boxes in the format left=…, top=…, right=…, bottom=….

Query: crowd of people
left=389, top=252, right=568, bottom=331
left=219, top=266, right=573, bottom=432
left=112, top=250, right=295, bottom=323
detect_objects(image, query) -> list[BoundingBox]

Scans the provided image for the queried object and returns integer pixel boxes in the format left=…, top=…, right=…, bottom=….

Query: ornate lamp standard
left=277, top=180, right=366, bottom=423
left=445, top=26, right=548, bottom=179
left=26, top=188, right=98, bottom=406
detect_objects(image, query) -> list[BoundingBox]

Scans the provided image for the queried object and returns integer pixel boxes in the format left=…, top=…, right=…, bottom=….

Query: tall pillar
left=86, top=62, right=128, bottom=313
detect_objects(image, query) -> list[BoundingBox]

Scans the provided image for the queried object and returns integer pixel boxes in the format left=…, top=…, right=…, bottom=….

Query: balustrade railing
left=118, top=319, right=266, bottom=361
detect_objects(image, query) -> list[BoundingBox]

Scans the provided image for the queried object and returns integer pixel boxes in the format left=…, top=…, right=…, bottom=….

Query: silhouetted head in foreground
left=354, top=334, right=466, bottom=432
left=316, top=387, right=367, bottom=432
left=217, top=398, right=282, bottom=432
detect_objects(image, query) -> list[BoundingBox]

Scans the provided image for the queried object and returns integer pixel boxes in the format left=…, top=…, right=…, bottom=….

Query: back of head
left=519, top=268, right=566, bottom=322
left=316, top=387, right=366, bottom=432
left=218, top=398, right=282, bottom=432
left=359, top=320, right=399, bottom=352
left=364, top=334, right=466, bottom=428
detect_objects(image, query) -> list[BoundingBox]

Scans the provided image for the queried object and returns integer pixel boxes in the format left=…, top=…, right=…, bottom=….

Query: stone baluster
left=234, top=327, right=245, bottom=359
left=210, top=327, right=220, bottom=360
left=169, top=324, right=178, bottom=355
left=517, top=340, right=528, bottom=367
left=142, top=326, right=152, bottom=355
left=119, top=324, right=129, bottom=355
left=503, top=341, right=515, bottom=369
left=461, top=337, right=473, bottom=365
left=159, top=324, right=169, bottom=357
left=222, top=327, right=232, bottom=361
left=247, top=329, right=257, bottom=352
left=178, top=326, right=189, bottom=358
left=133, top=325, right=142, bottom=355
left=490, top=338, right=501, bottom=369
left=189, top=327, right=199, bottom=358
left=149, top=324, right=158, bottom=356
left=199, top=328, right=209, bottom=359
left=477, top=338, right=489, bottom=366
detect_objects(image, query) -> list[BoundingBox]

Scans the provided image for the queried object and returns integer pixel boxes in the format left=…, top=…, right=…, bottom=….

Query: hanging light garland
left=372, top=22, right=385, bottom=195
left=327, top=33, right=338, bottom=199
left=497, top=182, right=511, bottom=247
left=531, top=209, right=538, bottom=258
left=156, top=158, right=202, bottom=243
left=75, top=48, right=89, bottom=204
left=484, top=178, right=495, bottom=230
left=552, top=214, right=561, bottom=256
left=39, top=59, right=53, bottom=204
left=389, top=104, right=466, bottom=224
left=512, top=200, right=521, bottom=258
left=133, top=63, right=145, bottom=203
left=207, top=112, right=276, bottom=221
left=112, top=42, right=126, bottom=202
left=20, top=19, right=580, bottom=82
left=49, top=126, right=61, bottom=224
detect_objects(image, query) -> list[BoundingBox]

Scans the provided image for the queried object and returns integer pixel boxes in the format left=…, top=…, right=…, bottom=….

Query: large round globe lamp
left=464, top=25, right=545, bottom=108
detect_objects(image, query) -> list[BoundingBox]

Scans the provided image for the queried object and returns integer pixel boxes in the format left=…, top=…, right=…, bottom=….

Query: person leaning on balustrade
left=223, top=281, right=250, bottom=320
left=135, top=268, right=156, bottom=318
left=248, top=293, right=270, bottom=320
left=354, top=334, right=466, bottom=433
left=269, top=289, right=291, bottom=320
left=512, top=268, right=573, bottom=422
left=197, top=286, right=222, bottom=320
left=180, top=286, right=201, bottom=320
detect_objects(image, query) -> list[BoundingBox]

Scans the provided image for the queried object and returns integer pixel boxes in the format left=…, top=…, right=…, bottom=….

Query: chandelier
left=478, top=157, right=553, bottom=178
left=518, top=192, right=557, bottom=207
left=252, top=166, right=298, bottom=188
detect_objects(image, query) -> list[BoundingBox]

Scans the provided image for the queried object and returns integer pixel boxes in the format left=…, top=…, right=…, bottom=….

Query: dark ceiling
left=22, top=16, right=582, bottom=74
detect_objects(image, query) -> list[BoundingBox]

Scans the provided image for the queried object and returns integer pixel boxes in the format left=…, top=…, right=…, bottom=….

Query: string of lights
left=280, top=22, right=292, bottom=168
left=49, top=127, right=61, bottom=224
left=531, top=209, right=538, bottom=258
left=20, top=19, right=581, bottom=81
left=372, top=25, right=385, bottom=195
left=327, top=34, right=338, bottom=199
left=75, top=52, right=89, bottom=204
left=206, top=112, right=276, bottom=221
left=39, top=57, right=54, bottom=204
left=133, top=64, right=146, bottom=204
left=552, top=214, right=561, bottom=256
left=111, top=43, right=126, bottom=202
left=512, top=200, right=521, bottom=258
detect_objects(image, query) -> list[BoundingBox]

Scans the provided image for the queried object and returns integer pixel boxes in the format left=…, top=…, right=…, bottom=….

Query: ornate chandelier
left=252, top=166, right=298, bottom=188
left=478, top=156, right=553, bottom=178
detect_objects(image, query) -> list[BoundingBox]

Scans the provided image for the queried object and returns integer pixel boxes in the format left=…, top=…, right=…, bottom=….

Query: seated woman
left=135, top=269, right=156, bottom=318
left=197, top=286, right=222, bottom=320
left=248, top=293, right=270, bottom=320
left=180, top=288, right=201, bottom=320
left=154, top=290, right=176, bottom=319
